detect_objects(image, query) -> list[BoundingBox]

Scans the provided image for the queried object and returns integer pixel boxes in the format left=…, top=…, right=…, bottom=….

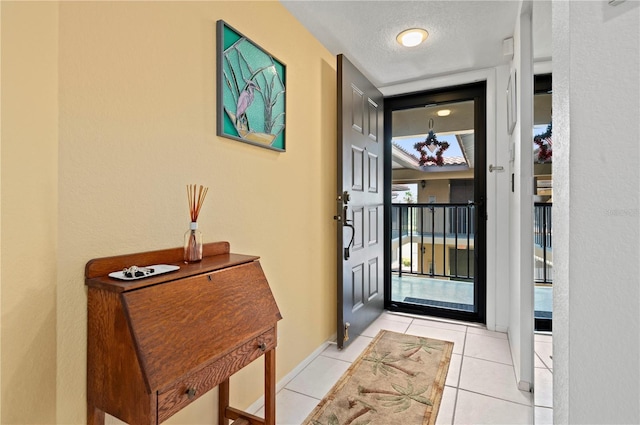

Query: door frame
left=383, top=81, right=487, bottom=324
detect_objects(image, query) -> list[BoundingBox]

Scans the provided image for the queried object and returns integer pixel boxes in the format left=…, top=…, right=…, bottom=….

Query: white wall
left=493, top=64, right=512, bottom=335
left=508, top=1, right=534, bottom=391
left=553, top=1, right=640, bottom=423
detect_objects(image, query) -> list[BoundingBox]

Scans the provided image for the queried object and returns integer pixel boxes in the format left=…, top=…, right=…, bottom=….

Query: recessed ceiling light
left=396, top=28, right=428, bottom=47
left=437, top=109, right=451, bottom=117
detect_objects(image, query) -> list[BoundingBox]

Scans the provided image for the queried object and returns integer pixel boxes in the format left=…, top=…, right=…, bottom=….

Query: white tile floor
left=253, top=312, right=554, bottom=425
left=534, top=333, right=554, bottom=425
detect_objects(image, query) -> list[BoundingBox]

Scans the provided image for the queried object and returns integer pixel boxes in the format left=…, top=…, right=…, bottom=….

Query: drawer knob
left=258, top=342, right=267, bottom=352
left=186, top=388, right=197, bottom=399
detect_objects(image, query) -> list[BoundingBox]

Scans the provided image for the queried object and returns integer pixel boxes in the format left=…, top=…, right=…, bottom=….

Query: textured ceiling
left=280, top=0, right=553, bottom=173
left=281, top=0, right=551, bottom=89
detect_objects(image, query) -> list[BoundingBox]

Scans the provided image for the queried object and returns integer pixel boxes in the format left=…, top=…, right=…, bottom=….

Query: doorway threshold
left=384, top=310, right=487, bottom=330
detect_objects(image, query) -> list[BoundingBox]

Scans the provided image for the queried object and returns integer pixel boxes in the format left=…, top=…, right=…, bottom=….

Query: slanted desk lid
left=122, top=260, right=282, bottom=392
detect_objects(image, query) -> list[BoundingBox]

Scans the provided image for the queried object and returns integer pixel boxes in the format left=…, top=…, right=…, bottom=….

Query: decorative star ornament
left=534, top=122, right=552, bottom=163
left=415, top=130, right=450, bottom=166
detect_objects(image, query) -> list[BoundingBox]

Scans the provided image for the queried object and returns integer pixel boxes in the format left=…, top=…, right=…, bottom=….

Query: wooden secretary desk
left=85, top=241, right=282, bottom=425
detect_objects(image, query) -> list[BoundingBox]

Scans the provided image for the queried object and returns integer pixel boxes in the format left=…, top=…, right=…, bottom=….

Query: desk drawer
left=157, top=327, right=276, bottom=423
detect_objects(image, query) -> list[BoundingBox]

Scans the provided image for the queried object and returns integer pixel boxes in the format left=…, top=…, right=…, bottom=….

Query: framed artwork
left=216, top=20, right=286, bottom=152
left=506, top=69, right=517, bottom=135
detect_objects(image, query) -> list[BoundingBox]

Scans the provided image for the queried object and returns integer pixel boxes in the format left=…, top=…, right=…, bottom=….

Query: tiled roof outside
left=392, top=141, right=420, bottom=161
left=392, top=141, right=467, bottom=167
left=424, top=156, right=467, bottom=166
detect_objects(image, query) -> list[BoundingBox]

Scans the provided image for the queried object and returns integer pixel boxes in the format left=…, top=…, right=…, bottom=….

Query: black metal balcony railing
left=534, top=202, right=553, bottom=284
left=392, top=202, right=553, bottom=285
left=391, top=203, right=475, bottom=280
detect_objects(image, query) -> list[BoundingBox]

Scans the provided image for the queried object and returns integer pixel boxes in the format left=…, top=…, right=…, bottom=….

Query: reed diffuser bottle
left=184, top=184, right=208, bottom=263
left=184, top=221, right=203, bottom=263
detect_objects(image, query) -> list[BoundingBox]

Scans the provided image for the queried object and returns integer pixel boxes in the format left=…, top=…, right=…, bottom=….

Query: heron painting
left=217, top=20, right=286, bottom=152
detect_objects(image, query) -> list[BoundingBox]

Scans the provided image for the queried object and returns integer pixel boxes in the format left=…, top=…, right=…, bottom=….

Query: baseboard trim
left=518, top=380, right=532, bottom=392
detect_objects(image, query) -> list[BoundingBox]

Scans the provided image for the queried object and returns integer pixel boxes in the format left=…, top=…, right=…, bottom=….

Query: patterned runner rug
left=303, top=330, right=453, bottom=425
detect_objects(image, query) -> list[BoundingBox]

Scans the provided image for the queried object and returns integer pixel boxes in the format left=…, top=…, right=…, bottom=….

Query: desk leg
left=218, top=378, right=230, bottom=425
left=87, top=405, right=105, bottom=425
left=264, top=349, right=276, bottom=425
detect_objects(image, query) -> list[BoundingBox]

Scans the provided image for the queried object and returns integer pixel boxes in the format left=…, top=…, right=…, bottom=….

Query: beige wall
left=2, top=2, right=337, bottom=423
left=1, top=2, right=59, bottom=423
left=393, top=168, right=474, bottom=204
left=393, top=168, right=473, bottom=184
left=417, top=179, right=450, bottom=204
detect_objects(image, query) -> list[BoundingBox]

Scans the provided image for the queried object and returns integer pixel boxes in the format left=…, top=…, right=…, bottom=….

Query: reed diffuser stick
left=184, top=184, right=208, bottom=262
left=186, top=184, right=209, bottom=221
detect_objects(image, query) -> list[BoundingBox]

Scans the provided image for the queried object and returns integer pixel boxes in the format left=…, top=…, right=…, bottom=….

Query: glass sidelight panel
left=534, top=74, right=553, bottom=332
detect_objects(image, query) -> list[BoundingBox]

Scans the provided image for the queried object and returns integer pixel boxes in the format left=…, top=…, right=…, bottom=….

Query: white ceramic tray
left=108, top=264, right=180, bottom=281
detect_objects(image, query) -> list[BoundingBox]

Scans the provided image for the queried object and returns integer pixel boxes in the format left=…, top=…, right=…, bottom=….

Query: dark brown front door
left=336, top=54, right=384, bottom=349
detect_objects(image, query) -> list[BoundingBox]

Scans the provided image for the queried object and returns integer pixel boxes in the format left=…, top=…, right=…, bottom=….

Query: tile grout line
left=463, top=354, right=515, bottom=367
left=456, top=388, right=535, bottom=409
left=280, top=387, right=323, bottom=402
left=457, top=326, right=533, bottom=412
left=404, top=317, right=413, bottom=334
left=457, top=326, right=468, bottom=388
left=449, top=325, right=468, bottom=425
left=456, top=331, right=516, bottom=367
left=534, top=350, right=554, bottom=374
left=534, top=337, right=554, bottom=374
left=277, top=343, right=359, bottom=410
left=533, top=349, right=554, bottom=410
left=404, top=317, right=528, bottom=422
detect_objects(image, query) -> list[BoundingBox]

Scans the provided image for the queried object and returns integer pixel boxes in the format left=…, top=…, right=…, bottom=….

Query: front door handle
left=342, top=206, right=354, bottom=260
left=334, top=191, right=354, bottom=260
left=333, top=191, right=350, bottom=221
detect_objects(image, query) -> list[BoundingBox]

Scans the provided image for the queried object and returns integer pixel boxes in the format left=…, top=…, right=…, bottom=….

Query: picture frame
left=216, top=20, right=286, bottom=152
left=506, top=69, right=517, bottom=135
